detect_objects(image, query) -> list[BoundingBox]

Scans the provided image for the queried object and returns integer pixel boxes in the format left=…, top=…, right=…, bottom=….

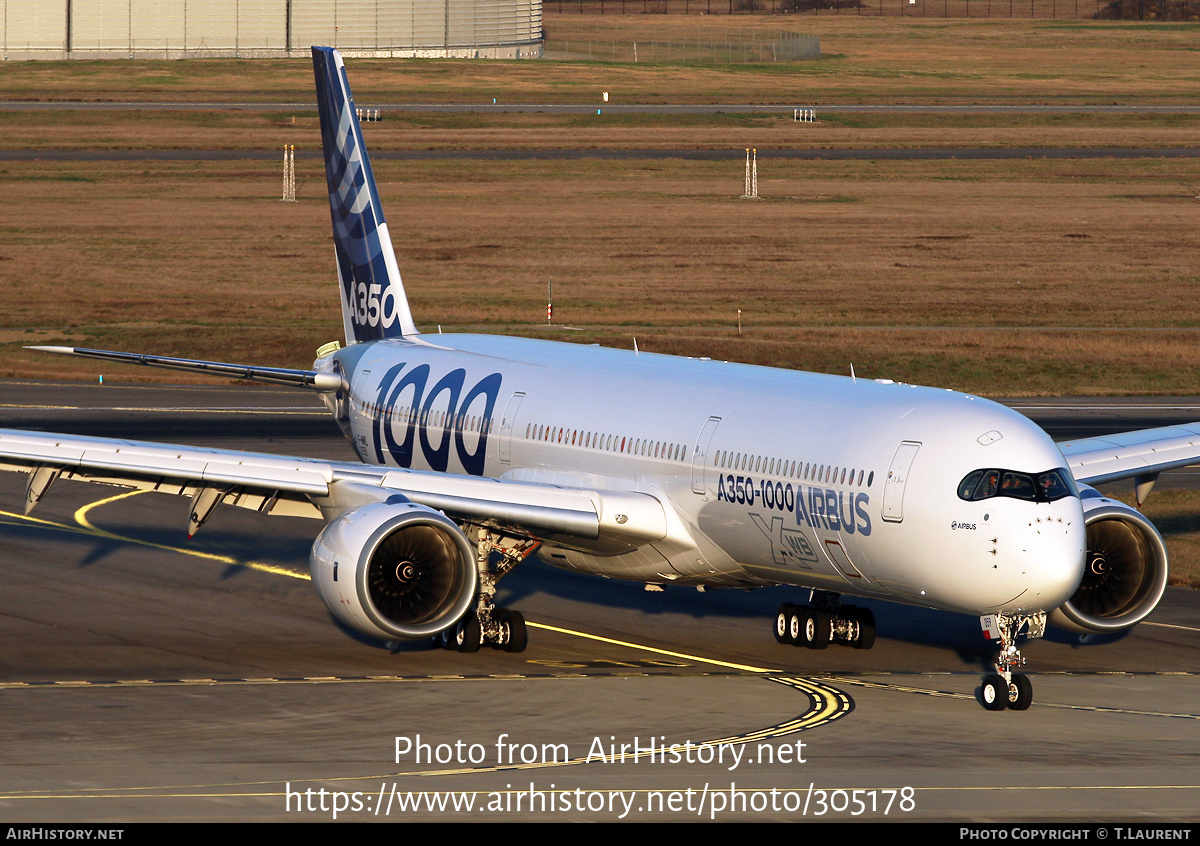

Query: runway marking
left=0, top=493, right=310, bottom=581
left=1142, top=620, right=1200, bottom=634
left=4, top=675, right=1200, bottom=804
left=527, top=622, right=779, bottom=674
left=386, top=675, right=852, bottom=778
left=10, top=670, right=1192, bottom=692
left=0, top=674, right=851, bottom=799
left=828, top=675, right=1200, bottom=719
left=0, top=671, right=735, bottom=691
left=762, top=677, right=854, bottom=731
left=76, top=490, right=309, bottom=580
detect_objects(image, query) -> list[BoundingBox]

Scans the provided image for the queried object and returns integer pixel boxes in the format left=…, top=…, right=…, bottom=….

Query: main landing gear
left=774, top=591, right=876, bottom=650
left=436, top=528, right=539, bottom=654
left=440, top=605, right=528, bottom=654
left=978, top=612, right=1044, bottom=711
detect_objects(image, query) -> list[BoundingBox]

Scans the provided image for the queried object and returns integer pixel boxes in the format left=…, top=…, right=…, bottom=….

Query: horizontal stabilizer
left=28, top=346, right=341, bottom=390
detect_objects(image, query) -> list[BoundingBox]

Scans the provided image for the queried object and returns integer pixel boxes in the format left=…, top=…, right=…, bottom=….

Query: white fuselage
left=325, top=333, right=1086, bottom=619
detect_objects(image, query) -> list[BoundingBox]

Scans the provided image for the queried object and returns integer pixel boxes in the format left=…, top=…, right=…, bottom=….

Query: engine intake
left=1049, top=494, right=1168, bottom=634
left=310, top=502, right=477, bottom=641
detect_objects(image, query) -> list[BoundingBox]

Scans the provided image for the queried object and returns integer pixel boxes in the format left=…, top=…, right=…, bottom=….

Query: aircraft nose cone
left=1019, top=507, right=1087, bottom=610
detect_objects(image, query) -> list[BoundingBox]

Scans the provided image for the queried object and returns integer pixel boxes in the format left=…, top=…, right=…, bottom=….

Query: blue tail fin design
left=312, top=46, right=418, bottom=342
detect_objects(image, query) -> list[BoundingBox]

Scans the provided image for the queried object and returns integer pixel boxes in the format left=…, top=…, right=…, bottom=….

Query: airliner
left=0, top=47, right=1193, bottom=711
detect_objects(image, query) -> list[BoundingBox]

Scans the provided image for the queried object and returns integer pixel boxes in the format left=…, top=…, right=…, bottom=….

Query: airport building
left=1, top=0, right=543, bottom=59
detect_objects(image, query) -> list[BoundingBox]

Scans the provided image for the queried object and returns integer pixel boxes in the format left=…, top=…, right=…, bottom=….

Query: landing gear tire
left=1007, top=674, right=1033, bottom=711
left=775, top=604, right=795, bottom=644
left=850, top=607, right=876, bottom=650
left=455, top=616, right=481, bottom=653
left=501, top=609, right=528, bottom=653
left=981, top=674, right=1008, bottom=711
left=788, top=608, right=807, bottom=645
left=805, top=609, right=831, bottom=650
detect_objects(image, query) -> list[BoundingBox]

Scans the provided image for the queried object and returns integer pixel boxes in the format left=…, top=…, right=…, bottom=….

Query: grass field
left=4, top=155, right=1197, bottom=396
left=1, top=15, right=1199, bottom=582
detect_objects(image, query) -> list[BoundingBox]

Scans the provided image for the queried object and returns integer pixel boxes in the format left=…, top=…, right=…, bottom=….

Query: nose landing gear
left=979, top=612, right=1045, bottom=711
left=981, top=672, right=1033, bottom=711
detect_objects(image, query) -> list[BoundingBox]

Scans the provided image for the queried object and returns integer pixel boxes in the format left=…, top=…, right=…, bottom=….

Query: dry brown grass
left=544, top=16, right=1200, bottom=103
left=549, top=0, right=1175, bottom=16
left=2, top=154, right=1198, bottom=395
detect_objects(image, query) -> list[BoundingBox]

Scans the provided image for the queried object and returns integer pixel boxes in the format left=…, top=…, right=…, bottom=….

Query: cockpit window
left=999, top=472, right=1035, bottom=501
left=1036, top=469, right=1076, bottom=501
left=958, top=469, right=999, bottom=500
left=957, top=470, right=983, bottom=500
left=957, top=468, right=1077, bottom=503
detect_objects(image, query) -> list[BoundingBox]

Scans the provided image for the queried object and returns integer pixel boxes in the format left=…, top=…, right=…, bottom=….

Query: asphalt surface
left=0, top=381, right=1197, bottom=822
left=5, top=98, right=1194, bottom=162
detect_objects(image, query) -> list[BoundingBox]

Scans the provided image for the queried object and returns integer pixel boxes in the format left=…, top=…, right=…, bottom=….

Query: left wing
left=0, top=428, right=667, bottom=545
left=1058, top=421, right=1200, bottom=502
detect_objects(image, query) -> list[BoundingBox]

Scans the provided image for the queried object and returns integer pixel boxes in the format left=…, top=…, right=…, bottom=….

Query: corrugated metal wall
left=5, top=0, right=66, bottom=50
left=1, top=0, right=542, bottom=57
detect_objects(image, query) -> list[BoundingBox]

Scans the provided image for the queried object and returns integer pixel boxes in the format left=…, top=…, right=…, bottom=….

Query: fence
left=548, top=0, right=1197, bottom=18
left=544, top=28, right=818, bottom=60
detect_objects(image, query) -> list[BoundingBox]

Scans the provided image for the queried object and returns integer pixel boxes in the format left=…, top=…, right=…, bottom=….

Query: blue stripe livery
left=312, top=46, right=417, bottom=342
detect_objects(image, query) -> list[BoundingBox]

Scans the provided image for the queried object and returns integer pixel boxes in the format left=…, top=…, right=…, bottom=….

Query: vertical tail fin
left=312, top=46, right=418, bottom=342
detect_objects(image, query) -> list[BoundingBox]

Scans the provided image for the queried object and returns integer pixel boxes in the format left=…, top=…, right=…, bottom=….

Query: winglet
left=312, top=46, right=418, bottom=343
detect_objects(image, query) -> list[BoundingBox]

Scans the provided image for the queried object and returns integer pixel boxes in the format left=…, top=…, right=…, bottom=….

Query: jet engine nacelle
left=1049, top=489, right=1168, bottom=634
left=310, top=501, right=477, bottom=641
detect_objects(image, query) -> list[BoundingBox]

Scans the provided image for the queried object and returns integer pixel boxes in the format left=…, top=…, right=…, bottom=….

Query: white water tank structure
left=1, top=0, right=543, bottom=59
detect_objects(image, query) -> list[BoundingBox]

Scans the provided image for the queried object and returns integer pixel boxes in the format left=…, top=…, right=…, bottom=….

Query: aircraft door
left=691, top=417, right=721, bottom=495
left=498, top=392, right=524, bottom=464
left=882, top=440, right=921, bottom=523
